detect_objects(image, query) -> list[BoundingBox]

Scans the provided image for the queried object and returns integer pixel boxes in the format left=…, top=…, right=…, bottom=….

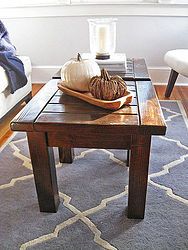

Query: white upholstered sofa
left=0, top=56, right=32, bottom=120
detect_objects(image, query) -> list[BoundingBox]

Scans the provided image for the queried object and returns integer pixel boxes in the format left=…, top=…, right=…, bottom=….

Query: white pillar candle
left=96, top=25, right=110, bottom=54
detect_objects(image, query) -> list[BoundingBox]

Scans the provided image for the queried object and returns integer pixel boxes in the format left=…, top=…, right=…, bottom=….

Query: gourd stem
left=77, top=53, right=82, bottom=61
left=101, top=68, right=110, bottom=81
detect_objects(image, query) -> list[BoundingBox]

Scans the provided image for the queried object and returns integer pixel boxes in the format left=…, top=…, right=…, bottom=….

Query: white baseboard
left=31, top=66, right=61, bottom=83
left=31, top=66, right=188, bottom=85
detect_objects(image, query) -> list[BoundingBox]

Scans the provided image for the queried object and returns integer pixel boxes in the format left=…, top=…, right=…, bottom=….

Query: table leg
left=128, top=135, right=151, bottom=219
left=58, top=147, right=74, bottom=163
left=27, top=132, right=60, bottom=212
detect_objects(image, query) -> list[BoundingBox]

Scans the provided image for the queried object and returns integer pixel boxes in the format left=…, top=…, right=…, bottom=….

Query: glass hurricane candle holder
left=88, top=18, right=117, bottom=60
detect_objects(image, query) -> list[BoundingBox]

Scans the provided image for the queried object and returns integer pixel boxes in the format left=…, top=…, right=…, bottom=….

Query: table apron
left=47, top=131, right=132, bottom=149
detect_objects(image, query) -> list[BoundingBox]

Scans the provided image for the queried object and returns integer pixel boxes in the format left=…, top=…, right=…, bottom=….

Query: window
left=71, top=0, right=188, bottom=3
left=0, top=0, right=69, bottom=8
left=71, top=0, right=148, bottom=3
left=1, top=0, right=188, bottom=7
left=1, top=0, right=187, bottom=18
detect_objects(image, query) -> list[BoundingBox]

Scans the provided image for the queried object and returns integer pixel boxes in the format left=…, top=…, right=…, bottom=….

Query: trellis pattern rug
left=0, top=101, right=188, bottom=250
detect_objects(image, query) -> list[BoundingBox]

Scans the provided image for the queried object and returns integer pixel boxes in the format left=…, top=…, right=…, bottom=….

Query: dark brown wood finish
left=2, top=84, right=187, bottom=149
left=11, top=58, right=166, bottom=219
left=27, top=132, right=60, bottom=212
left=111, top=58, right=150, bottom=81
left=10, top=80, right=58, bottom=131
left=47, top=129, right=132, bottom=149
left=128, top=135, right=151, bottom=219
left=58, top=147, right=74, bottom=163
left=165, top=69, right=179, bottom=97
left=136, top=81, right=166, bottom=135
left=25, top=92, right=32, bottom=104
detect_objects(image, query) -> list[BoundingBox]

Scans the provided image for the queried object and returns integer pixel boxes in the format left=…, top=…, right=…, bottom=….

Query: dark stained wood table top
left=11, top=58, right=166, bottom=136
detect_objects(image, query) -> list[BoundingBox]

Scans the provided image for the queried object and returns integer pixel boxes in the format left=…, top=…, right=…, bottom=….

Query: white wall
left=2, top=15, right=188, bottom=84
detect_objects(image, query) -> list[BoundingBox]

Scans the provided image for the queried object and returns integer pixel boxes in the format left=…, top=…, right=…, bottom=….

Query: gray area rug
left=0, top=101, right=188, bottom=250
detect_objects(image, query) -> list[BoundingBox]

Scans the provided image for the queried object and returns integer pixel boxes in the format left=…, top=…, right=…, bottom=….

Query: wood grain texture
left=50, top=94, right=138, bottom=107
left=109, top=59, right=149, bottom=80
left=58, top=147, right=74, bottom=163
left=128, top=135, right=151, bottom=219
left=57, top=83, right=133, bottom=110
left=136, top=81, right=166, bottom=135
left=34, top=113, right=139, bottom=129
left=27, top=132, right=60, bottom=212
left=133, top=58, right=150, bottom=80
left=48, top=130, right=132, bottom=149
left=10, top=80, right=58, bottom=131
left=43, top=103, right=138, bottom=115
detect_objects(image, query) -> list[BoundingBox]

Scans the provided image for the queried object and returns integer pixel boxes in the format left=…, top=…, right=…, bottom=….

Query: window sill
left=1, top=3, right=188, bottom=18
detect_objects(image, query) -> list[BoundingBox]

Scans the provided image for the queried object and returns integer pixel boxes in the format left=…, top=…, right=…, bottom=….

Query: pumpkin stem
left=101, top=68, right=110, bottom=81
left=77, top=53, right=82, bottom=61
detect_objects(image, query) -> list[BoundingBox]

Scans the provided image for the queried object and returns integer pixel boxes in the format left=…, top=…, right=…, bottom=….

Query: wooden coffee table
left=11, top=59, right=166, bottom=219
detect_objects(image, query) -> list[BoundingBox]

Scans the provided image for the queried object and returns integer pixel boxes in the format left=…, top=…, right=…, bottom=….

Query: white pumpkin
left=61, top=53, right=100, bottom=91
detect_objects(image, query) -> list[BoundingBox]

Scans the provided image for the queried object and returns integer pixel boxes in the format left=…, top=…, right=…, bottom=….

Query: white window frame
left=0, top=0, right=188, bottom=18
left=1, top=0, right=188, bottom=7
left=0, top=0, right=70, bottom=8
left=71, top=0, right=146, bottom=3
left=71, top=0, right=188, bottom=3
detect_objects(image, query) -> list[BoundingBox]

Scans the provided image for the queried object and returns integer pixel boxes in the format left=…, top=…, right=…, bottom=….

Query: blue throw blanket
left=0, top=20, right=27, bottom=94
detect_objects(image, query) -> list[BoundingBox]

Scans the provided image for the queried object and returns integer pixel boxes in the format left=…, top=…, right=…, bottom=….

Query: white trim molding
left=31, top=65, right=188, bottom=85
left=0, top=3, right=188, bottom=18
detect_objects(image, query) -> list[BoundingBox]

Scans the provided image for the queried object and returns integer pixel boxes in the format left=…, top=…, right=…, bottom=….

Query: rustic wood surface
left=128, top=135, right=151, bottom=218
left=58, top=147, right=74, bottom=163
left=57, top=83, right=134, bottom=110
left=136, top=81, right=166, bottom=135
left=27, top=132, right=60, bottom=212
left=10, top=80, right=58, bottom=131
left=10, top=58, right=167, bottom=218
left=1, top=84, right=187, bottom=148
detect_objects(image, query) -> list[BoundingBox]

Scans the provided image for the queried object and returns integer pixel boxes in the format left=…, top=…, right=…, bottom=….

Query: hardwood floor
left=0, top=84, right=187, bottom=147
left=155, top=85, right=188, bottom=116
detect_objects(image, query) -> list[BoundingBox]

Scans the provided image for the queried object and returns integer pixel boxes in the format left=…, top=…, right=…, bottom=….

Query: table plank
left=11, top=80, right=58, bottom=131
left=47, top=130, right=132, bottom=149
left=109, top=59, right=150, bottom=81
left=55, top=81, right=136, bottom=97
left=136, top=81, right=166, bottom=135
left=35, top=113, right=139, bottom=128
left=43, top=103, right=138, bottom=115
left=50, top=93, right=137, bottom=106
left=133, top=58, right=150, bottom=80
